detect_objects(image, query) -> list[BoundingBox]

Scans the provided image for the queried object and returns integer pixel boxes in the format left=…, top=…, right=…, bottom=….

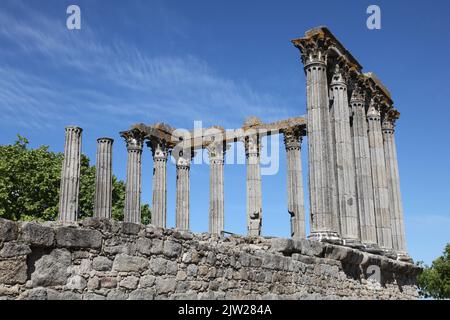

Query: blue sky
left=0, top=0, right=449, bottom=265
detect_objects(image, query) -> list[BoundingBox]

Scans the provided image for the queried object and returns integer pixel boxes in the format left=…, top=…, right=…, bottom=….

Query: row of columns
left=294, top=41, right=408, bottom=258
left=57, top=124, right=307, bottom=241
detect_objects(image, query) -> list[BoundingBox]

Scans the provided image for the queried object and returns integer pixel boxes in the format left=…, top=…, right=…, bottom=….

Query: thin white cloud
left=0, top=2, right=295, bottom=131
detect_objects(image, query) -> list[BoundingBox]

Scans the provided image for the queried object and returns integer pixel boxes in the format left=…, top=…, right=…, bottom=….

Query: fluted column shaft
left=351, top=92, right=377, bottom=246
left=94, top=138, right=114, bottom=219
left=175, top=151, right=192, bottom=231
left=330, top=68, right=359, bottom=244
left=245, top=135, right=262, bottom=236
left=367, top=103, right=392, bottom=249
left=284, top=128, right=306, bottom=239
left=383, top=119, right=407, bottom=255
left=304, top=57, right=340, bottom=241
left=149, top=140, right=170, bottom=228
left=208, top=143, right=225, bottom=235
left=123, top=132, right=144, bottom=224
left=59, top=126, right=83, bottom=222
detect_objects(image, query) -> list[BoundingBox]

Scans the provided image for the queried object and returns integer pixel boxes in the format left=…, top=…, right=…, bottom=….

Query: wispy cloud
left=0, top=2, right=294, bottom=131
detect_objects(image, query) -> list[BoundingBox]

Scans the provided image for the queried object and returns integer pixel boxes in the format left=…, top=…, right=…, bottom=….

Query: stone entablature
left=118, top=117, right=307, bottom=237
left=0, top=218, right=420, bottom=300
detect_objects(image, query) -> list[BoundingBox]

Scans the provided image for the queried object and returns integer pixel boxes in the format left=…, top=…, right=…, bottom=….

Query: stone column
left=330, top=65, right=360, bottom=245
left=367, top=99, right=393, bottom=250
left=59, top=126, right=83, bottom=222
left=244, top=134, right=263, bottom=236
left=382, top=116, right=409, bottom=260
left=175, top=149, right=193, bottom=231
left=94, top=138, right=114, bottom=219
left=351, top=88, right=378, bottom=248
left=207, top=142, right=226, bottom=236
left=148, top=139, right=170, bottom=228
left=121, top=130, right=144, bottom=224
left=284, top=127, right=306, bottom=239
left=294, top=42, right=340, bottom=242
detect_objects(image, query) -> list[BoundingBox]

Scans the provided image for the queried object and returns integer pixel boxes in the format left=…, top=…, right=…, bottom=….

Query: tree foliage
left=0, top=135, right=151, bottom=223
left=417, top=243, right=450, bottom=299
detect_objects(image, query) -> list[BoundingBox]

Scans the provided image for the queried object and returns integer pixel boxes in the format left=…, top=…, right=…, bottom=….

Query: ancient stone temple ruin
left=0, top=27, right=420, bottom=300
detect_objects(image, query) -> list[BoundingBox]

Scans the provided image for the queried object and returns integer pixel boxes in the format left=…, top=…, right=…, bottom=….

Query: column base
left=308, top=231, right=343, bottom=245
left=342, top=238, right=365, bottom=249
left=397, top=252, right=414, bottom=264
left=360, top=243, right=384, bottom=255
left=380, top=249, right=398, bottom=260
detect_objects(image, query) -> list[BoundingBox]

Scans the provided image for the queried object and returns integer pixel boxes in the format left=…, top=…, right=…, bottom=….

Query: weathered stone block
left=18, top=288, right=49, bottom=300
left=151, top=239, right=164, bottom=254
left=31, top=249, right=71, bottom=287
left=270, top=238, right=293, bottom=254
left=150, top=257, right=167, bottom=275
left=163, top=240, right=182, bottom=258
left=0, top=219, right=18, bottom=242
left=0, top=242, right=31, bottom=258
left=136, top=238, right=152, bottom=255
left=128, top=288, right=156, bottom=300
left=56, top=227, right=102, bottom=249
left=87, top=277, right=100, bottom=290
left=80, top=217, right=103, bottom=229
left=173, top=230, right=193, bottom=240
left=112, top=254, right=148, bottom=272
left=0, top=257, right=27, bottom=285
left=83, top=293, right=106, bottom=300
left=100, top=277, right=118, bottom=289
left=67, top=275, right=87, bottom=291
left=122, top=222, right=141, bottom=235
left=120, top=276, right=139, bottom=290
left=155, top=278, right=177, bottom=294
left=295, top=239, right=327, bottom=257
left=93, top=256, right=113, bottom=271
left=20, top=222, right=55, bottom=247
left=107, top=289, right=129, bottom=300
left=139, top=275, right=156, bottom=288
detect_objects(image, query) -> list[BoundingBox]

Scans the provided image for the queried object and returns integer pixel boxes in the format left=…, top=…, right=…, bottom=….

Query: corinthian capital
left=244, top=134, right=261, bottom=157
left=367, top=97, right=381, bottom=121
left=330, top=64, right=347, bottom=86
left=350, top=85, right=365, bottom=104
left=382, top=109, right=400, bottom=134
left=120, top=129, right=146, bottom=152
left=283, top=127, right=305, bottom=151
left=173, top=147, right=195, bottom=169
left=147, top=138, right=171, bottom=161
left=206, top=141, right=227, bottom=163
left=292, top=34, right=331, bottom=66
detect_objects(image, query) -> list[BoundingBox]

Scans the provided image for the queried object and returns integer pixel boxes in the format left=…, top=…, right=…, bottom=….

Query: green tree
left=417, top=243, right=450, bottom=299
left=0, top=135, right=151, bottom=223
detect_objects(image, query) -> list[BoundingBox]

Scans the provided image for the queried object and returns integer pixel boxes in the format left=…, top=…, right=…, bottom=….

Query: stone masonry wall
left=0, top=218, right=420, bottom=300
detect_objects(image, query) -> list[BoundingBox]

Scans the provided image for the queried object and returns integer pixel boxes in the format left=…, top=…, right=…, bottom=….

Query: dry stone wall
left=0, top=218, right=420, bottom=300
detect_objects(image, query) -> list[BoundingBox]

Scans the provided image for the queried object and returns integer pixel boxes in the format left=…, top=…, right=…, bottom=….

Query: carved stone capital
left=207, top=142, right=227, bottom=163
left=173, top=147, right=195, bottom=169
left=330, top=64, right=346, bottom=87
left=244, top=134, right=261, bottom=157
left=350, top=85, right=365, bottom=105
left=292, top=34, right=331, bottom=67
left=382, top=109, right=400, bottom=134
left=283, top=127, right=305, bottom=151
left=367, top=98, right=381, bottom=121
left=121, top=129, right=145, bottom=152
left=147, top=138, right=171, bottom=161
